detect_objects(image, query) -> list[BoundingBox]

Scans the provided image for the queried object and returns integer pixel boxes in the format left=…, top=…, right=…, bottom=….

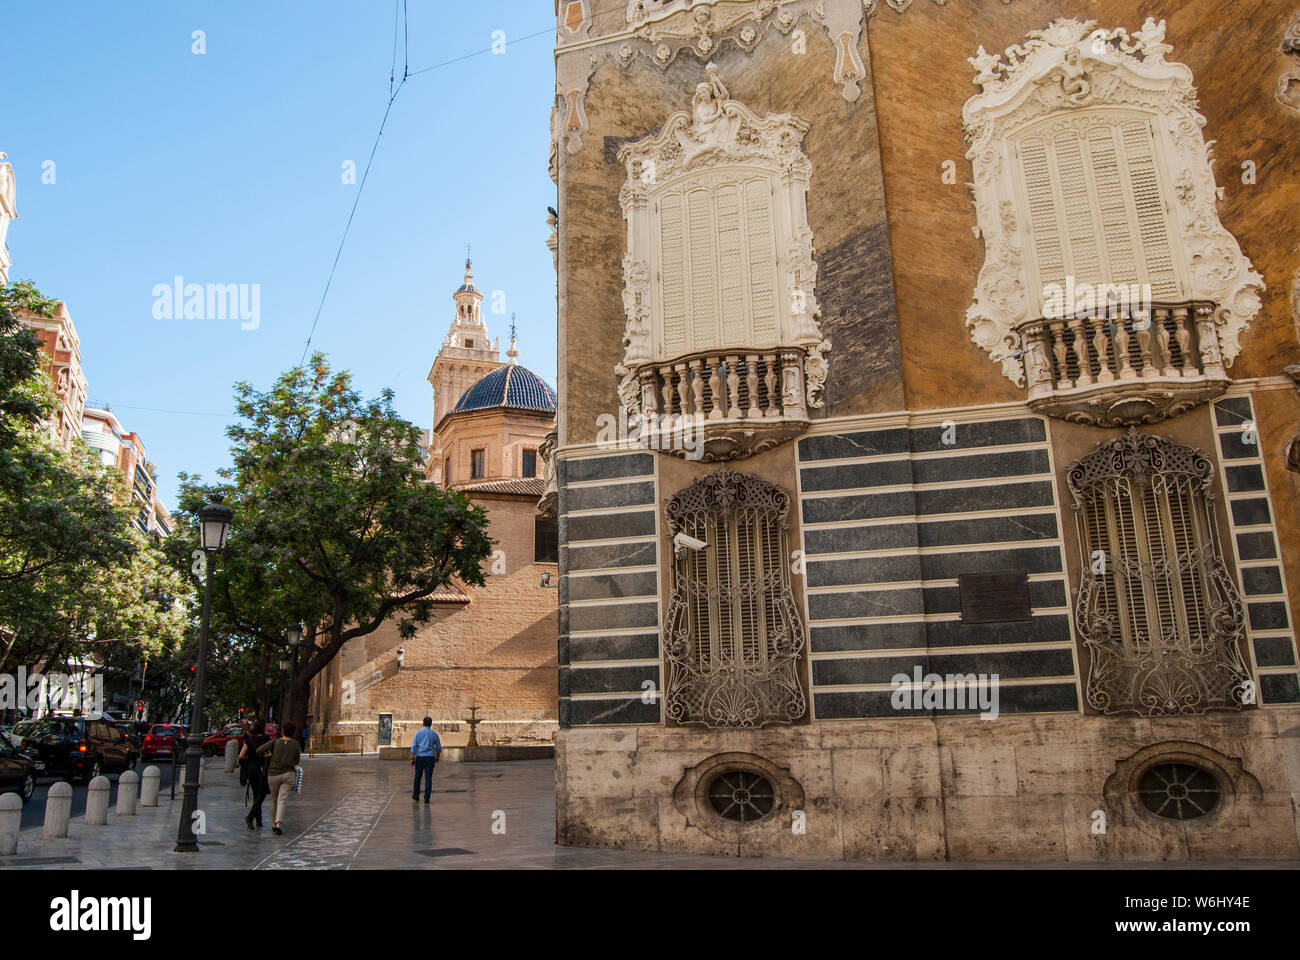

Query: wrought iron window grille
left=1069, top=430, right=1252, bottom=716
left=664, top=468, right=807, bottom=727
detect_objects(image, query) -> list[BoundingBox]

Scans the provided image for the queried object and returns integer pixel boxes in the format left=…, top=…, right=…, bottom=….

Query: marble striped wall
left=796, top=415, right=1081, bottom=719
left=557, top=451, right=663, bottom=726
left=1212, top=394, right=1300, bottom=706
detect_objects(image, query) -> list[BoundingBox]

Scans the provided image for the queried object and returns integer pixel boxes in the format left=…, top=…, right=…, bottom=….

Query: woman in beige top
left=257, top=720, right=301, bottom=835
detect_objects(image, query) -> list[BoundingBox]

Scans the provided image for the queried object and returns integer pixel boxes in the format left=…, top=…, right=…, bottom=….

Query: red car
left=202, top=723, right=277, bottom=756
left=141, top=724, right=187, bottom=762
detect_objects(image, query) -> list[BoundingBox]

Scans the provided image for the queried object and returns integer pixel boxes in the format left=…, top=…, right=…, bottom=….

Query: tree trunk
left=291, top=683, right=311, bottom=743
left=289, top=623, right=320, bottom=738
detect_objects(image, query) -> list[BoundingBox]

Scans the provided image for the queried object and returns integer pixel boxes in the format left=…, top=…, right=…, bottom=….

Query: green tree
left=0, top=280, right=159, bottom=672
left=172, top=355, right=493, bottom=733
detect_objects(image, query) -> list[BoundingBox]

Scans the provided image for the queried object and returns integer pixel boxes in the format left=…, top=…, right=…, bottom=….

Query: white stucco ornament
left=963, top=18, right=1264, bottom=386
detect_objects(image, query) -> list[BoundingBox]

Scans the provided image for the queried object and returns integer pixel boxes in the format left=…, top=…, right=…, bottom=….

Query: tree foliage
left=172, top=354, right=493, bottom=729
left=0, top=280, right=188, bottom=676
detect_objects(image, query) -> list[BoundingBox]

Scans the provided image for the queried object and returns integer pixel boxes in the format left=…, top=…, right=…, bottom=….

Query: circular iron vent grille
left=1137, top=762, right=1221, bottom=820
left=706, top=769, right=776, bottom=822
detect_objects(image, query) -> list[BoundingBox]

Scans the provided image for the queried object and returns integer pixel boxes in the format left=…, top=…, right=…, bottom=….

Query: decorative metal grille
left=664, top=468, right=807, bottom=727
left=706, top=770, right=776, bottom=822
left=1137, top=762, right=1221, bottom=820
left=1068, top=430, right=1252, bottom=716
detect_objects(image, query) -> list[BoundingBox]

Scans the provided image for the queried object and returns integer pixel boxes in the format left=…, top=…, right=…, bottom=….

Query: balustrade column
left=1048, top=321, right=1072, bottom=390
left=1154, top=308, right=1178, bottom=377
left=745, top=354, right=761, bottom=420
left=726, top=355, right=742, bottom=419
left=1113, top=317, right=1134, bottom=380
left=688, top=359, right=705, bottom=423
left=1090, top=313, right=1114, bottom=383
left=763, top=354, right=779, bottom=417
left=674, top=362, right=690, bottom=421
left=1133, top=311, right=1157, bottom=378
left=1067, top=316, right=1093, bottom=387
left=1173, top=307, right=1198, bottom=378
left=707, top=356, right=725, bottom=420
left=660, top=365, right=675, bottom=420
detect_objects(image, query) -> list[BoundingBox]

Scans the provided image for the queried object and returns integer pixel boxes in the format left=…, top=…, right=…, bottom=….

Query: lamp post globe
left=175, top=499, right=231, bottom=853
left=198, top=501, right=233, bottom=553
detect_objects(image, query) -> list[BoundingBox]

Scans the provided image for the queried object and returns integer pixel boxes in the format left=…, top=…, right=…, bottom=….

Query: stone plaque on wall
left=958, top=570, right=1031, bottom=624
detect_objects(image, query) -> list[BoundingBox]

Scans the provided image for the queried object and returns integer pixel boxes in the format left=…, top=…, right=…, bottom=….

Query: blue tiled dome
left=453, top=364, right=557, bottom=414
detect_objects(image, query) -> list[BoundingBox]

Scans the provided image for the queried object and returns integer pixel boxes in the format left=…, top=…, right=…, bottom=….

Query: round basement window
left=1137, top=762, right=1221, bottom=820
left=706, top=769, right=776, bottom=823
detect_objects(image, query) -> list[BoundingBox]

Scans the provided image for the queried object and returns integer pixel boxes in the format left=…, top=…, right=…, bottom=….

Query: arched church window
left=664, top=469, right=806, bottom=727
left=1068, top=431, right=1251, bottom=715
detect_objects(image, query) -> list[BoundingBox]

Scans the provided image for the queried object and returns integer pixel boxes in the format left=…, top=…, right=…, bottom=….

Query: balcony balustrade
left=631, top=348, right=810, bottom=461
left=1017, top=301, right=1229, bottom=427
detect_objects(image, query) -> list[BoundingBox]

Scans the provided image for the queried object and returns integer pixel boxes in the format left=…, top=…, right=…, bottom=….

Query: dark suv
left=21, top=715, right=138, bottom=782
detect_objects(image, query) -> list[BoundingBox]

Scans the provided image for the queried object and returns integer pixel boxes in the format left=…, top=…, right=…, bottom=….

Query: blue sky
left=1, top=1, right=558, bottom=508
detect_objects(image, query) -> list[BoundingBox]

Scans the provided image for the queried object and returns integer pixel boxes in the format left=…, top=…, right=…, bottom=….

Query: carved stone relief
left=865, top=0, right=1015, bottom=11
left=1279, top=11, right=1300, bottom=113
left=553, top=0, right=870, bottom=169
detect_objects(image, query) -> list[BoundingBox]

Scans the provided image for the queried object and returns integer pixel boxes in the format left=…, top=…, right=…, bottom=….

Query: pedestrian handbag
left=292, top=764, right=303, bottom=794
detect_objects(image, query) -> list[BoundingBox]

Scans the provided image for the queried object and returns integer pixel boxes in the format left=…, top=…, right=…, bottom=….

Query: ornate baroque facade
left=550, top=0, right=1300, bottom=861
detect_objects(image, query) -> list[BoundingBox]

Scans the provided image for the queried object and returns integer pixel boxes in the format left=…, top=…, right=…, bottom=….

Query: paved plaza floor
left=3, top=755, right=1296, bottom=870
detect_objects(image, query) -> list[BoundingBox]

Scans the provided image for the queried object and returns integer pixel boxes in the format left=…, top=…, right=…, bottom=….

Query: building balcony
left=1017, top=301, right=1229, bottom=428
left=631, top=348, right=812, bottom=461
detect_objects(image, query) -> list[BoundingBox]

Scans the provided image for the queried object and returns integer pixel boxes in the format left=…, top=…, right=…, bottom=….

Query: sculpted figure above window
left=617, top=64, right=830, bottom=461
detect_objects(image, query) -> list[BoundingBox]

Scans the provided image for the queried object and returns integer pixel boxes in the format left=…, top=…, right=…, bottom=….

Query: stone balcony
left=1017, top=301, right=1229, bottom=427
left=632, top=348, right=812, bottom=461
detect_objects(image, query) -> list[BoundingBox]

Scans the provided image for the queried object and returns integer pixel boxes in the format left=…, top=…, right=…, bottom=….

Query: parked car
left=202, top=724, right=244, bottom=756
left=112, top=721, right=145, bottom=754
left=202, top=722, right=277, bottom=756
left=7, top=718, right=41, bottom=750
left=141, top=724, right=187, bottom=762
left=0, top=732, right=37, bottom=802
left=20, top=715, right=137, bottom=782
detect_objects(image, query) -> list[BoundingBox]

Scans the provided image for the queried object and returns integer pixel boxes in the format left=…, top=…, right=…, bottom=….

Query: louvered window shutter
left=1016, top=114, right=1184, bottom=315
left=658, top=190, right=689, bottom=357
left=1086, top=472, right=1221, bottom=651
left=653, top=173, right=781, bottom=359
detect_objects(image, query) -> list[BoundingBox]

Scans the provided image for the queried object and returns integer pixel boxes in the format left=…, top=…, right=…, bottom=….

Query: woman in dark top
left=238, top=721, right=271, bottom=829
left=257, top=720, right=301, bottom=835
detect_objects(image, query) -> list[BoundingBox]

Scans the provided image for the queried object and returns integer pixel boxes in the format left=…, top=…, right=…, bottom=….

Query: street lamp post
left=281, top=623, right=301, bottom=731
left=175, top=499, right=232, bottom=853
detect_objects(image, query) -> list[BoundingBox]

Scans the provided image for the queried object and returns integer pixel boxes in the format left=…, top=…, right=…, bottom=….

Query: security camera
left=396, top=646, right=406, bottom=668
left=539, top=572, right=557, bottom=588
left=673, top=531, right=708, bottom=556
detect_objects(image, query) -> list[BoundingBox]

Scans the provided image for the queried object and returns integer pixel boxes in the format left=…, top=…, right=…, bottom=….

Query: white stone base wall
left=555, top=711, right=1300, bottom=861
